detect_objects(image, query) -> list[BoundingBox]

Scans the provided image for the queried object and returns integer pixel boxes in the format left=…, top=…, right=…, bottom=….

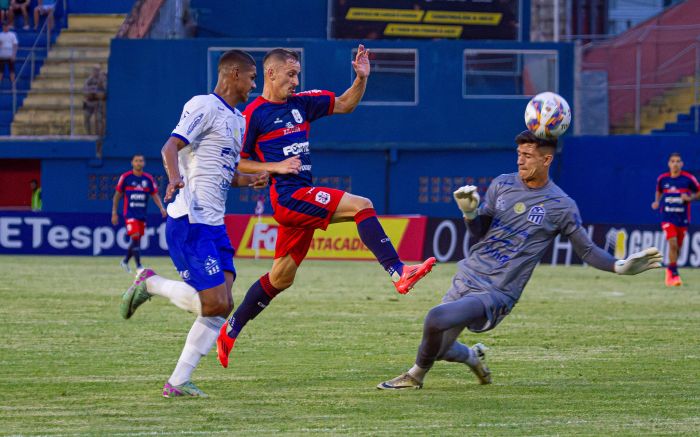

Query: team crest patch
left=527, top=205, right=546, bottom=225
left=513, top=202, right=526, bottom=214
left=315, top=191, right=331, bottom=205
left=291, top=109, right=303, bottom=124
left=205, top=256, right=220, bottom=275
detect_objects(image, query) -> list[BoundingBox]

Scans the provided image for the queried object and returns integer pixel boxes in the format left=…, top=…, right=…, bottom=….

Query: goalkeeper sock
left=226, top=273, right=277, bottom=339
left=354, top=208, right=404, bottom=280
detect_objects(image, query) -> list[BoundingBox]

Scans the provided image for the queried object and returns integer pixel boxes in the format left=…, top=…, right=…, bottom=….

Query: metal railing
left=12, top=18, right=53, bottom=115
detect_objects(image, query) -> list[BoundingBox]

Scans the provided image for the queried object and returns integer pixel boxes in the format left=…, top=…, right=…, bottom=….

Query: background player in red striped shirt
left=651, top=152, right=700, bottom=286
left=112, top=154, right=166, bottom=272
left=216, top=46, right=436, bottom=367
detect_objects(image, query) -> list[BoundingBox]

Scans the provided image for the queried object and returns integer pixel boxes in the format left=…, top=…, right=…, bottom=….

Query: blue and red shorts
left=125, top=218, right=146, bottom=240
left=661, top=222, right=688, bottom=247
left=271, top=186, right=345, bottom=265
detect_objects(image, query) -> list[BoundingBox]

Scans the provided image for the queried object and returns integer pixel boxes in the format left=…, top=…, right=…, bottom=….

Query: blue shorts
left=166, top=215, right=236, bottom=291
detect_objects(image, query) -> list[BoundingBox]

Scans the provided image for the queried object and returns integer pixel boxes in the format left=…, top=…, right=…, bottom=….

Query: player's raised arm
left=161, top=136, right=187, bottom=202
left=333, top=44, right=370, bottom=114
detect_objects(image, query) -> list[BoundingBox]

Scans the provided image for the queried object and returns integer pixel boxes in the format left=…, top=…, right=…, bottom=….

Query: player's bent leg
left=166, top=280, right=230, bottom=397
left=217, top=258, right=294, bottom=368
left=332, top=193, right=436, bottom=294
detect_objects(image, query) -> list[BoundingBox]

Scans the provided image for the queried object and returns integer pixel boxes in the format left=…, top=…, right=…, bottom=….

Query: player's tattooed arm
left=161, top=136, right=188, bottom=202
left=238, top=156, right=301, bottom=175
left=334, top=44, right=369, bottom=114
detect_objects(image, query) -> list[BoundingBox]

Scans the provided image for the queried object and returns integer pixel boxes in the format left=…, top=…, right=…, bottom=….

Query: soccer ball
left=524, top=92, right=571, bottom=138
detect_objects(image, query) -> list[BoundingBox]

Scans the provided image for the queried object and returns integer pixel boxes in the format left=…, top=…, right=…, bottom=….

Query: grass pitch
left=0, top=256, right=698, bottom=435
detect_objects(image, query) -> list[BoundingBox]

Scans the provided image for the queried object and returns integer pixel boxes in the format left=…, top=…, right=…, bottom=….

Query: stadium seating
left=11, top=14, right=123, bottom=136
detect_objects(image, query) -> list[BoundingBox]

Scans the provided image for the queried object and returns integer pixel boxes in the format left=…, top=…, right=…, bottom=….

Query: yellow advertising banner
left=384, top=23, right=463, bottom=38
left=424, top=10, right=502, bottom=26
left=346, top=7, right=424, bottom=22
left=230, top=215, right=423, bottom=260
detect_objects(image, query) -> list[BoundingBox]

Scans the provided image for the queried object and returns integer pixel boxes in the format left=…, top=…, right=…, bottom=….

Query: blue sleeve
left=293, top=90, right=336, bottom=122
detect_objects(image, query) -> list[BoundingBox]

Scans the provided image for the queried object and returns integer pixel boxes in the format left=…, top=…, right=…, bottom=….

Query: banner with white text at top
left=329, top=0, right=521, bottom=40
left=225, top=214, right=427, bottom=262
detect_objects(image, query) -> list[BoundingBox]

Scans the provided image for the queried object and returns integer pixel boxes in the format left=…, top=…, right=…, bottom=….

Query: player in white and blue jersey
left=117, top=50, right=300, bottom=398
left=378, top=130, right=663, bottom=390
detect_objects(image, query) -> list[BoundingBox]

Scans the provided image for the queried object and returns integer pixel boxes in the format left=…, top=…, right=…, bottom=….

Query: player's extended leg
left=331, top=193, right=436, bottom=294
left=217, top=254, right=296, bottom=368
left=378, top=295, right=491, bottom=390
left=163, top=273, right=234, bottom=398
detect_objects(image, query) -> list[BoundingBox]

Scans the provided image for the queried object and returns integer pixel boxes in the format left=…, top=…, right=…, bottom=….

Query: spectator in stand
left=9, top=0, right=31, bottom=30
left=33, top=0, right=54, bottom=32
left=0, top=21, right=17, bottom=85
left=83, top=65, right=107, bottom=136
left=0, top=1, right=9, bottom=25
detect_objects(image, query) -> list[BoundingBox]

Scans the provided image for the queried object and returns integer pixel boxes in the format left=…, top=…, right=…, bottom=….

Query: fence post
left=695, top=39, right=700, bottom=134
left=69, top=49, right=74, bottom=137
left=634, top=41, right=642, bottom=134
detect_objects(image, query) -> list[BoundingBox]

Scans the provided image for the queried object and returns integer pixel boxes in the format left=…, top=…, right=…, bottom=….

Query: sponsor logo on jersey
left=513, top=202, right=526, bottom=214
left=527, top=205, right=546, bottom=225
left=291, top=109, right=303, bottom=124
left=282, top=142, right=310, bottom=156
left=205, top=255, right=220, bottom=275
left=315, top=191, right=331, bottom=205
left=496, top=195, right=505, bottom=211
left=286, top=122, right=294, bottom=129
left=274, top=118, right=283, bottom=124
left=187, top=113, right=204, bottom=135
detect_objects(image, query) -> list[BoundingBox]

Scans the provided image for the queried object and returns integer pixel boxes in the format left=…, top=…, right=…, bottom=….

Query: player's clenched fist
left=453, top=185, right=480, bottom=219
left=165, top=177, right=185, bottom=202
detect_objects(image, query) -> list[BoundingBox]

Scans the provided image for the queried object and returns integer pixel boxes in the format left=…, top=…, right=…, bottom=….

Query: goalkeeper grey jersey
left=455, top=173, right=582, bottom=303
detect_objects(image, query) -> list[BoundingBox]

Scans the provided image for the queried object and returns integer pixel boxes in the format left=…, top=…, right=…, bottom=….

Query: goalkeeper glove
left=614, top=247, right=663, bottom=275
left=453, top=185, right=480, bottom=219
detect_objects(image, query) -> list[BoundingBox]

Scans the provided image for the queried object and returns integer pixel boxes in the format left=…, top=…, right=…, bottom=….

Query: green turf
left=1, top=256, right=698, bottom=435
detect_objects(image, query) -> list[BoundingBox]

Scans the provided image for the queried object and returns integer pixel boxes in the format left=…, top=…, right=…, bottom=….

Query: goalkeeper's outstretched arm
left=569, top=228, right=662, bottom=275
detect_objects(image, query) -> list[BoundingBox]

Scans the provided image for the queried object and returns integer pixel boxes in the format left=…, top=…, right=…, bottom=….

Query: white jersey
left=167, top=94, right=244, bottom=226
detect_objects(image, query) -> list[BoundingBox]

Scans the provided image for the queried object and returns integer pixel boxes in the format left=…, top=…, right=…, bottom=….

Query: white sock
left=146, top=275, right=201, bottom=315
left=168, top=316, right=225, bottom=386
left=408, top=364, right=428, bottom=382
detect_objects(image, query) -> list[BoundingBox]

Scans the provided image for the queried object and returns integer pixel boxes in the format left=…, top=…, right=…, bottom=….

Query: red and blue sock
left=668, top=263, right=678, bottom=276
left=225, top=273, right=279, bottom=339
left=354, top=208, right=404, bottom=279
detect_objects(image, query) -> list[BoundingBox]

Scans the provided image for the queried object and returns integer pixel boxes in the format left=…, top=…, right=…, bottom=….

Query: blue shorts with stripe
left=166, top=215, right=236, bottom=291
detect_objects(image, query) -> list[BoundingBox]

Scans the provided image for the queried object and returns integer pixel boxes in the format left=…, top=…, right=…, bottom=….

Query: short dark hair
left=263, top=48, right=300, bottom=69
left=514, top=130, right=558, bottom=151
left=669, top=152, right=682, bottom=160
left=30, top=179, right=38, bottom=185
left=132, top=154, right=144, bottom=160
left=217, top=49, right=256, bottom=73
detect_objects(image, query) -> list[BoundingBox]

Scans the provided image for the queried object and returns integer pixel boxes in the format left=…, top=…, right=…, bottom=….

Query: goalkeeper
left=378, top=130, right=662, bottom=390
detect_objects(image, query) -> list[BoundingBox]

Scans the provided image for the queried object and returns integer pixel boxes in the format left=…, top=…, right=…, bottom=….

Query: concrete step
left=23, top=93, right=79, bottom=106
left=68, top=14, right=126, bottom=30
left=48, top=47, right=110, bottom=60
left=14, top=109, right=86, bottom=124
left=54, top=32, right=113, bottom=47
left=12, top=121, right=89, bottom=135
left=38, top=63, right=108, bottom=76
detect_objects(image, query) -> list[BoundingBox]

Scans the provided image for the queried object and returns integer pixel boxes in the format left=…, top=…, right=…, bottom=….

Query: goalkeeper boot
left=120, top=268, right=155, bottom=319
left=377, top=372, right=423, bottom=390
left=216, top=321, right=237, bottom=368
left=393, top=257, right=437, bottom=294
left=162, top=381, right=208, bottom=398
left=468, top=343, right=492, bottom=385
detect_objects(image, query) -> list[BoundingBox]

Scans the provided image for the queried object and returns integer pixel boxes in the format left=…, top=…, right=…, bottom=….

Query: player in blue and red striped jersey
left=111, top=154, right=166, bottom=273
left=651, top=152, right=700, bottom=286
left=215, top=46, right=436, bottom=368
